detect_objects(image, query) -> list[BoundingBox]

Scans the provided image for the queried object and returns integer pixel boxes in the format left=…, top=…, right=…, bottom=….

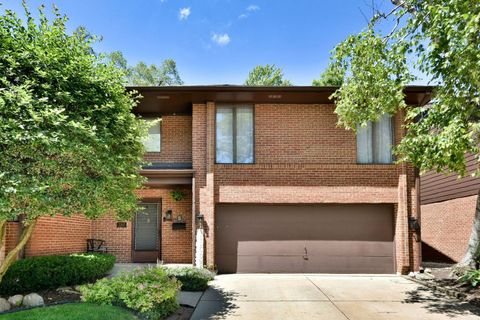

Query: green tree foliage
left=107, top=51, right=183, bottom=86
left=329, top=0, right=480, bottom=265
left=244, top=64, right=292, bottom=86
left=0, top=3, right=148, bottom=279
left=312, top=62, right=345, bottom=86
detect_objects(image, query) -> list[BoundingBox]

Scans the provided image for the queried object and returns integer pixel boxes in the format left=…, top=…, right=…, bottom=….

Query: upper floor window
left=143, top=118, right=161, bottom=152
left=216, top=105, right=254, bottom=164
left=357, top=114, right=393, bottom=164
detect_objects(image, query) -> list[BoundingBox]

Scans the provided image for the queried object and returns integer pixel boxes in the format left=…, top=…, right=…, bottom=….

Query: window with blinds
left=216, top=105, right=254, bottom=163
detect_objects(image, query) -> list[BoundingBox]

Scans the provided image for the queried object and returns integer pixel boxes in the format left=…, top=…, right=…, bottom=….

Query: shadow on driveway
left=404, top=285, right=480, bottom=318
left=190, top=286, right=239, bottom=320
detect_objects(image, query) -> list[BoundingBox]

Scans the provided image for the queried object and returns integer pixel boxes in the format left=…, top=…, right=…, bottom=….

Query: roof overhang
left=128, top=85, right=434, bottom=115
left=140, top=169, right=194, bottom=186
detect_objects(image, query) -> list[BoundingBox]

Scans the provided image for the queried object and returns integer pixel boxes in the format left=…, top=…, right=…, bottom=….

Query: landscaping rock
left=57, top=286, right=73, bottom=292
left=7, top=294, right=23, bottom=307
left=57, top=286, right=80, bottom=294
left=0, top=298, right=11, bottom=312
left=22, top=293, right=44, bottom=307
left=408, top=271, right=416, bottom=277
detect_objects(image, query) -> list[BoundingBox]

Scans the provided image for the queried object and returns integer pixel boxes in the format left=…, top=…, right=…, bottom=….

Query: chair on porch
left=86, top=238, right=108, bottom=253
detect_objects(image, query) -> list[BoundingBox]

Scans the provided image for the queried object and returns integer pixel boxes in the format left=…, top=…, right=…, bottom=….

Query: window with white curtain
left=216, top=105, right=254, bottom=163
left=357, top=114, right=393, bottom=164
left=143, top=118, right=161, bottom=152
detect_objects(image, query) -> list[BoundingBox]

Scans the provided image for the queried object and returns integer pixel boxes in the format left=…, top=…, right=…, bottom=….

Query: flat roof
left=128, top=85, right=434, bottom=114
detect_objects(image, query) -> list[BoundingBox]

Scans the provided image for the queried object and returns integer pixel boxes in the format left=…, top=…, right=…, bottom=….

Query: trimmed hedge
left=164, top=266, right=215, bottom=291
left=0, top=253, right=116, bottom=295
left=80, top=267, right=180, bottom=319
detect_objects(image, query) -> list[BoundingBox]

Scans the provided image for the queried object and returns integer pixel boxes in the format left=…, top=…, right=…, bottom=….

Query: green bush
left=164, top=266, right=215, bottom=291
left=80, top=267, right=180, bottom=319
left=458, top=268, right=480, bottom=287
left=0, top=253, right=115, bottom=295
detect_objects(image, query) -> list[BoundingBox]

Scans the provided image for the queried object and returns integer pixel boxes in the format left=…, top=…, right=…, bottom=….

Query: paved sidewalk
left=191, top=274, right=480, bottom=320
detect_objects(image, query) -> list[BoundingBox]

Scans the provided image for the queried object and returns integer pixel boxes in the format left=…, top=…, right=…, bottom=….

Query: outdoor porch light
left=164, top=209, right=172, bottom=221
left=196, top=214, right=204, bottom=225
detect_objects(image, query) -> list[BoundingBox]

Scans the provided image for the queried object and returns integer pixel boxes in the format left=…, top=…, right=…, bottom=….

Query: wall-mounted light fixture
left=164, top=209, right=172, bottom=221
left=196, top=214, right=204, bottom=229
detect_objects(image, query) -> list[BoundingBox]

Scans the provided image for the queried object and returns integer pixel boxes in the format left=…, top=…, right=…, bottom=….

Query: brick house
left=420, top=154, right=479, bottom=263
left=4, top=86, right=432, bottom=274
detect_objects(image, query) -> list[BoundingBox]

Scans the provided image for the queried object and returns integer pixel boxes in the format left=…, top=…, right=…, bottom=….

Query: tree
left=0, top=3, right=148, bottom=279
left=244, top=64, right=292, bottom=86
left=107, top=51, right=183, bottom=86
left=312, top=62, right=345, bottom=86
left=328, top=0, right=480, bottom=266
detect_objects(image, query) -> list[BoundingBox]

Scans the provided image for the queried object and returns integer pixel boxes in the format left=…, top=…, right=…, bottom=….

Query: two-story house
left=4, top=85, right=432, bottom=274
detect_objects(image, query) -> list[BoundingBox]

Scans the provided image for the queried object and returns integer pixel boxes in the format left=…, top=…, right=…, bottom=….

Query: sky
left=2, top=0, right=425, bottom=85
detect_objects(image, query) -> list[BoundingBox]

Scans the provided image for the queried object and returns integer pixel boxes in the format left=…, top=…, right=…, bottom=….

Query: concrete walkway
left=191, top=274, right=480, bottom=320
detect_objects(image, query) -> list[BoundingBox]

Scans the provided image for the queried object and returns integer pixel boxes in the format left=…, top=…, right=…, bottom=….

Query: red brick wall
left=144, top=115, right=192, bottom=164
left=255, top=104, right=356, bottom=163
left=421, top=195, right=476, bottom=262
left=25, top=215, right=91, bottom=257
left=136, top=186, right=193, bottom=263
left=192, top=102, right=419, bottom=273
left=91, top=214, right=132, bottom=263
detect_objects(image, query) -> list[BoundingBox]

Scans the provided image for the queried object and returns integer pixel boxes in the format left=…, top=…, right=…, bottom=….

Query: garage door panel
left=306, top=240, right=394, bottom=257
left=304, top=256, right=395, bottom=274
left=215, top=204, right=395, bottom=274
left=237, top=240, right=306, bottom=256
left=237, top=255, right=307, bottom=273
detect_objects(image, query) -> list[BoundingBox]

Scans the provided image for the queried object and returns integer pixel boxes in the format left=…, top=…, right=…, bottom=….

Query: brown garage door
left=215, top=204, right=395, bottom=274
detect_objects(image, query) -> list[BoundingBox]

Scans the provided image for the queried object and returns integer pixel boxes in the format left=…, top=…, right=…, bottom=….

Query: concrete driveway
left=191, top=274, right=480, bottom=320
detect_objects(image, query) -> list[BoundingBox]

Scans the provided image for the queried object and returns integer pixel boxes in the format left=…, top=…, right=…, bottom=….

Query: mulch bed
left=415, top=262, right=480, bottom=308
left=41, top=289, right=82, bottom=305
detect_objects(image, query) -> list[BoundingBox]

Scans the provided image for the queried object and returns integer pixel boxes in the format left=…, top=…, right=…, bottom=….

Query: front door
left=133, top=202, right=160, bottom=262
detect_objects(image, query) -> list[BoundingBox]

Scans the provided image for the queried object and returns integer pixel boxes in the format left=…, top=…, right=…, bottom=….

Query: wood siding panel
left=420, top=154, right=480, bottom=204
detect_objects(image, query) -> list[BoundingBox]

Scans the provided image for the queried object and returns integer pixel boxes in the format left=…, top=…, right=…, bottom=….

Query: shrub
left=458, top=269, right=480, bottom=287
left=0, top=253, right=115, bottom=295
left=80, top=267, right=180, bottom=319
left=164, top=266, right=215, bottom=291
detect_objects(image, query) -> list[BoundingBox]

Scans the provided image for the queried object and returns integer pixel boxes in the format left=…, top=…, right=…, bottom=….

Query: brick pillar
left=192, top=103, right=206, bottom=266
left=203, top=102, right=216, bottom=267
left=192, top=102, right=216, bottom=268
left=396, top=173, right=410, bottom=273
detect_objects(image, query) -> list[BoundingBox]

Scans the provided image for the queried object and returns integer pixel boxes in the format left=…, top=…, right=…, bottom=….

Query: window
left=356, top=114, right=394, bottom=164
left=216, top=105, right=254, bottom=163
left=143, top=118, right=161, bottom=152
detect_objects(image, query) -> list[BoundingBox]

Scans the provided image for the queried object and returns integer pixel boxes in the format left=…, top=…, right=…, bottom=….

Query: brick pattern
left=144, top=115, right=192, bottom=164
left=255, top=104, right=356, bottom=163
left=421, top=195, right=476, bottom=262
left=136, top=187, right=193, bottom=263
left=190, top=102, right=419, bottom=273
left=5, top=101, right=420, bottom=274
left=25, top=215, right=91, bottom=257
left=91, top=214, right=132, bottom=262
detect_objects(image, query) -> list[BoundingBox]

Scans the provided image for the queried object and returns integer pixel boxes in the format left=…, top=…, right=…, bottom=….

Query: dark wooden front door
left=215, top=204, right=395, bottom=274
left=133, top=202, right=160, bottom=262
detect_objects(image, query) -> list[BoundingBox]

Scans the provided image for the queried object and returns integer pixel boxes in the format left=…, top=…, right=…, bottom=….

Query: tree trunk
left=0, top=221, right=7, bottom=251
left=458, top=190, right=480, bottom=268
left=0, top=219, right=37, bottom=283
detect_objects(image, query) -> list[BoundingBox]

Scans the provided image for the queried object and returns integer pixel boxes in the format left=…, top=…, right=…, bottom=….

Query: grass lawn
left=0, top=303, right=138, bottom=320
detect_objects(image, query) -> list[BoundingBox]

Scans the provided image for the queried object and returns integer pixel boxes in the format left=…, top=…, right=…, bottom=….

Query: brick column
left=192, top=102, right=216, bottom=268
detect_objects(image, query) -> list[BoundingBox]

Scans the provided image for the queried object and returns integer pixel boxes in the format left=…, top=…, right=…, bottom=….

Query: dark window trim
left=357, top=116, right=395, bottom=165
left=215, top=104, right=255, bottom=164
